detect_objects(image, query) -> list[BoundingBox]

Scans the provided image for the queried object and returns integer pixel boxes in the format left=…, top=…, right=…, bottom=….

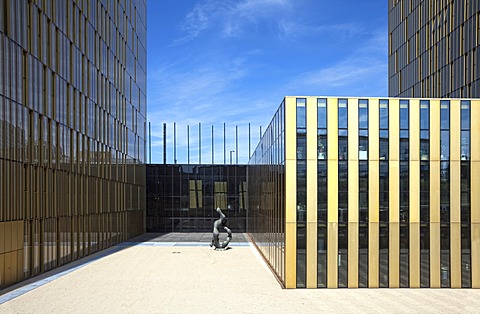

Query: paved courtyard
left=1, top=233, right=480, bottom=313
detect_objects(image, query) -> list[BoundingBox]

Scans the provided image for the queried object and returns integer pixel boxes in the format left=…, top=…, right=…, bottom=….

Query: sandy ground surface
left=1, top=234, right=480, bottom=313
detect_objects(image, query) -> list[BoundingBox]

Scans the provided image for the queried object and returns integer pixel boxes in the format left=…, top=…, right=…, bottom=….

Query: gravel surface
left=1, top=240, right=480, bottom=313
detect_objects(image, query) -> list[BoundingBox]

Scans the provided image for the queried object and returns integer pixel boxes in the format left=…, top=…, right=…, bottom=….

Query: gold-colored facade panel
left=450, top=222, right=462, bottom=288
left=348, top=222, right=358, bottom=288
left=409, top=99, right=420, bottom=161
left=250, top=96, right=479, bottom=289
left=368, top=222, right=379, bottom=287
left=327, top=222, right=338, bottom=288
left=285, top=222, right=297, bottom=289
left=409, top=222, right=420, bottom=288
left=306, top=222, right=317, bottom=288
left=472, top=223, right=480, bottom=288
left=0, top=0, right=147, bottom=288
left=409, top=161, right=420, bottom=223
left=430, top=222, right=441, bottom=288
left=450, top=100, right=461, bottom=161
left=389, top=222, right=400, bottom=288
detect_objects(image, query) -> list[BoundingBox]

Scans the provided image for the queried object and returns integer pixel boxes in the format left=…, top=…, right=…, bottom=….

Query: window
left=358, top=99, right=368, bottom=160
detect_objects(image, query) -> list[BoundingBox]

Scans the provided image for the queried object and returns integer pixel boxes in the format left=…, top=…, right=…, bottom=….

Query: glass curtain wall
left=248, top=100, right=285, bottom=286
left=338, top=99, right=348, bottom=287
left=296, top=98, right=307, bottom=288
left=317, top=98, right=328, bottom=287
left=358, top=99, right=369, bottom=287
left=399, top=100, right=410, bottom=287
left=420, top=100, right=430, bottom=287
left=379, top=99, right=389, bottom=287
left=440, top=100, right=450, bottom=287
left=146, top=165, right=247, bottom=232
left=460, top=100, right=471, bottom=287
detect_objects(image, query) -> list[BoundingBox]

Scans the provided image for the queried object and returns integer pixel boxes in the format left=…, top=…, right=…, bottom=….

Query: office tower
left=249, top=96, right=480, bottom=288
left=0, top=0, right=147, bottom=288
left=388, top=0, right=480, bottom=97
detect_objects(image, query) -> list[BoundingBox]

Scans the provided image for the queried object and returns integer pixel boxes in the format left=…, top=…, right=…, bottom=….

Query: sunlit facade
left=388, top=0, right=480, bottom=97
left=248, top=96, right=480, bottom=288
left=0, top=0, right=147, bottom=288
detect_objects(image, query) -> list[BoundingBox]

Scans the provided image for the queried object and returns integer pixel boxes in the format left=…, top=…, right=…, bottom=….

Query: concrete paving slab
left=0, top=234, right=479, bottom=313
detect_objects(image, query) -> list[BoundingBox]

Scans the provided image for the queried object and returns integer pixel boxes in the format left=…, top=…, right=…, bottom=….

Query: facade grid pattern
left=0, top=0, right=146, bottom=289
left=249, top=96, right=480, bottom=289
left=388, top=0, right=480, bottom=97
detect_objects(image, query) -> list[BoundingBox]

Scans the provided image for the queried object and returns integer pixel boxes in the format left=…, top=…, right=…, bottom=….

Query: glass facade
left=388, top=0, right=480, bottom=98
left=0, top=0, right=147, bottom=288
left=146, top=164, right=247, bottom=232
left=248, top=101, right=285, bottom=284
left=249, top=96, right=480, bottom=289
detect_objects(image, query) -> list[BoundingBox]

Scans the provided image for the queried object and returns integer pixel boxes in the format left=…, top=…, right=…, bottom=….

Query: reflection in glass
left=400, top=224, right=409, bottom=287
left=420, top=100, right=429, bottom=129
left=318, top=161, right=327, bottom=222
left=358, top=99, right=368, bottom=129
left=441, top=225, right=450, bottom=288
left=440, top=100, right=450, bottom=130
left=379, top=130, right=389, bottom=160
left=338, top=161, right=348, bottom=223
left=379, top=100, right=389, bottom=129
left=379, top=224, right=389, bottom=287
left=317, top=98, right=327, bottom=129
left=420, top=161, right=430, bottom=223
left=296, top=98, right=306, bottom=129
left=420, top=224, right=430, bottom=287
left=379, top=161, right=389, bottom=222
left=338, top=99, right=348, bottom=129
left=400, top=100, right=409, bottom=129
left=318, top=130, right=327, bottom=159
left=338, top=225, right=348, bottom=288
left=358, top=224, right=368, bottom=288
left=318, top=226, right=327, bottom=288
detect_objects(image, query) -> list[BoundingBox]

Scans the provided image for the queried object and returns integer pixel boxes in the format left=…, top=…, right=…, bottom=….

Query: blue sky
left=147, top=0, right=388, bottom=164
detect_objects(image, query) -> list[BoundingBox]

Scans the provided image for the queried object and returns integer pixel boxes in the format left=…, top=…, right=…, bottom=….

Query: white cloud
left=173, top=0, right=294, bottom=44
left=285, top=31, right=388, bottom=96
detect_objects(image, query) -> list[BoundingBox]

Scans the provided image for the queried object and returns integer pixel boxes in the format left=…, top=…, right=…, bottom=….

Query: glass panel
left=338, top=161, right=348, bottom=223
left=441, top=130, right=450, bottom=160
left=461, top=130, right=470, bottom=160
left=461, top=101, right=470, bottom=130
left=399, top=100, right=409, bottom=130
left=420, top=100, right=429, bottom=129
left=317, top=98, right=327, bottom=129
left=338, top=129, right=348, bottom=160
left=296, top=98, right=306, bottom=129
left=440, top=100, right=450, bottom=130
left=338, top=99, right=348, bottom=129
left=318, top=161, right=327, bottom=222
left=420, top=161, right=430, bottom=222
left=359, top=129, right=368, bottom=160
left=317, top=226, right=327, bottom=288
left=379, top=100, right=389, bottom=129
left=420, top=130, right=429, bottom=160
left=440, top=161, right=450, bottom=223
left=338, top=225, right=348, bottom=288
left=441, top=225, right=450, bottom=288
left=317, top=131, right=327, bottom=160
left=358, top=99, right=368, bottom=129
left=379, top=224, right=389, bottom=287
left=379, top=130, right=389, bottom=160
left=358, top=224, right=368, bottom=288
left=420, top=224, right=430, bottom=287
left=400, top=224, right=409, bottom=287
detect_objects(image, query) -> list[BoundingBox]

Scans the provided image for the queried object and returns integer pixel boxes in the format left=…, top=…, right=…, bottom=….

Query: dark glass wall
left=146, top=164, right=247, bottom=232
